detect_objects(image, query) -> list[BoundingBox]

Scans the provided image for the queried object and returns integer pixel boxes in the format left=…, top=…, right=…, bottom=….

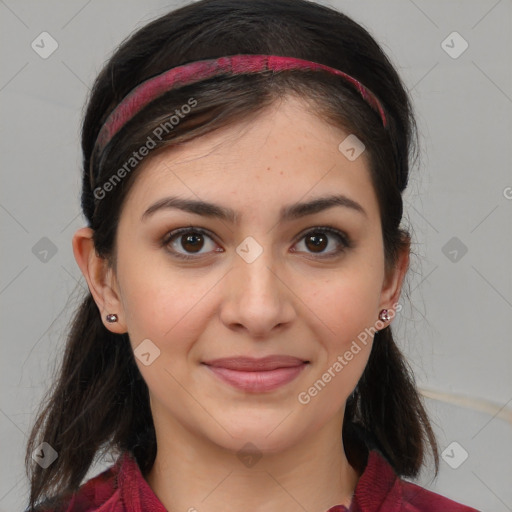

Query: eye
left=161, top=226, right=351, bottom=261
left=162, top=227, right=220, bottom=260
left=292, top=227, right=351, bottom=258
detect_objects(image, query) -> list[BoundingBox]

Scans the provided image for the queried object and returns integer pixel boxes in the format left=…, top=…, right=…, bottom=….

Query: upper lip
left=202, top=355, right=308, bottom=371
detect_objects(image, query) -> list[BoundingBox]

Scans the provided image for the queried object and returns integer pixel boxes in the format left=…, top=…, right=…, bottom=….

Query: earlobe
left=72, top=227, right=126, bottom=333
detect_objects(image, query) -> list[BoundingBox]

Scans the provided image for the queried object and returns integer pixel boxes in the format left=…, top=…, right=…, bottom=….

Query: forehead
left=120, top=95, right=378, bottom=222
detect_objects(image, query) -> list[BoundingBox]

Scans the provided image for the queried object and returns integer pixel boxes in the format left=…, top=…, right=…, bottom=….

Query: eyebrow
left=141, top=194, right=367, bottom=223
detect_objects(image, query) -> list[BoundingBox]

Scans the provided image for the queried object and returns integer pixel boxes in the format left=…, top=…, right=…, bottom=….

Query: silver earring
left=379, top=309, right=391, bottom=322
left=106, top=313, right=118, bottom=323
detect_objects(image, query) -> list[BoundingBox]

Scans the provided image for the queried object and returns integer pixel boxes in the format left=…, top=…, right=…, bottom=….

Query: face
left=97, top=95, right=403, bottom=454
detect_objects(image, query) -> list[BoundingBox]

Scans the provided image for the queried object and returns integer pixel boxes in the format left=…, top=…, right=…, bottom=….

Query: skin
left=73, top=94, right=409, bottom=512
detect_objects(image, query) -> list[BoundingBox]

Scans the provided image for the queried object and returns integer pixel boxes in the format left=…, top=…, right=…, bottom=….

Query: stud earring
left=379, top=309, right=391, bottom=322
left=106, top=313, right=118, bottom=323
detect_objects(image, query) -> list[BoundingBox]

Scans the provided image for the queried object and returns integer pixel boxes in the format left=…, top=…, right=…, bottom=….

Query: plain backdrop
left=1, top=1, right=511, bottom=511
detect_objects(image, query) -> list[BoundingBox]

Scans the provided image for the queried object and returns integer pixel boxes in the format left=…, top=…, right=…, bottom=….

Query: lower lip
left=204, top=363, right=308, bottom=392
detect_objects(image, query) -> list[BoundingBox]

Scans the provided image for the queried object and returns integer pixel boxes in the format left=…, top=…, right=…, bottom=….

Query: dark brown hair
left=25, top=0, right=439, bottom=509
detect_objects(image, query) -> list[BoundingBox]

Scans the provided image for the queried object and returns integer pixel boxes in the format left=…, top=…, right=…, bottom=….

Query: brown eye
left=293, top=227, right=351, bottom=258
left=162, top=226, right=351, bottom=261
left=180, top=232, right=205, bottom=253
left=163, top=228, right=219, bottom=260
left=304, top=232, right=329, bottom=253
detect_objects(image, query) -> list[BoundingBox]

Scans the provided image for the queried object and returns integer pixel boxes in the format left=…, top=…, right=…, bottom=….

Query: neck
left=145, top=410, right=360, bottom=512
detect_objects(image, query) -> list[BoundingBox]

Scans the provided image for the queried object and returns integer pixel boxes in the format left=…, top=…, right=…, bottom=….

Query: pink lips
left=202, top=355, right=309, bottom=392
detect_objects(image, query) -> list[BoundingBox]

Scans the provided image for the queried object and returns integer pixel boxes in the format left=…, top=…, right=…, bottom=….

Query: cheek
left=117, top=245, right=228, bottom=373
left=295, top=275, right=378, bottom=416
left=121, top=269, right=215, bottom=342
left=300, top=263, right=383, bottom=338
left=120, top=268, right=216, bottom=399
left=293, top=255, right=382, bottom=399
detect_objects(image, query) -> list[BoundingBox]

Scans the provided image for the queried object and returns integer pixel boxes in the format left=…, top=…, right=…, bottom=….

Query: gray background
left=1, top=0, right=511, bottom=511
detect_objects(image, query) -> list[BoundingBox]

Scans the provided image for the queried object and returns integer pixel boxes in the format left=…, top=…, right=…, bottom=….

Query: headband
left=93, top=54, right=387, bottom=156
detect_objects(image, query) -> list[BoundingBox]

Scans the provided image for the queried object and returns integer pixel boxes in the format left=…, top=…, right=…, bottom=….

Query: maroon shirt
left=45, top=449, right=480, bottom=511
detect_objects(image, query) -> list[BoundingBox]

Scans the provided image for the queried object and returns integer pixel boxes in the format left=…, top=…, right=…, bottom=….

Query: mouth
left=201, top=355, right=310, bottom=392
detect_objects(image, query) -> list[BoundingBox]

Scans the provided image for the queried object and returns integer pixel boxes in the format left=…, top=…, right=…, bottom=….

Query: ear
left=378, top=241, right=410, bottom=315
left=72, top=227, right=127, bottom=333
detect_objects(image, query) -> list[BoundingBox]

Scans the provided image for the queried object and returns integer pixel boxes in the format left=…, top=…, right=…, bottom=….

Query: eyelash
left=161, top=226, right=352, bottom=261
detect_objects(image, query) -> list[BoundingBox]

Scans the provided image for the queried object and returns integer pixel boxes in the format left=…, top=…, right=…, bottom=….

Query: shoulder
left=33, top=451, right=168, bottom=512
left=399, top=479, right=481, bottom=512
left=353, top=449, right=481, bottom=512
left=32, top=458, right=124, bottom=512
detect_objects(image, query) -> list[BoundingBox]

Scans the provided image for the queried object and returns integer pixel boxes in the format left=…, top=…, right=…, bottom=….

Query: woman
left=24, top=0, right=480, bottom=510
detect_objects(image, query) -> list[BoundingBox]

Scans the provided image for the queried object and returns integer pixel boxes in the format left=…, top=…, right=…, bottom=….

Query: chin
left=222, top=433, right=297, bottom=456
left=204, top=415, right=306, bottom=455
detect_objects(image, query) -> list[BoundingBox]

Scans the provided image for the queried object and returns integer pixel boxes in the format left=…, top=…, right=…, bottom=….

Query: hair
left=25, top=0, right=439, bottom=510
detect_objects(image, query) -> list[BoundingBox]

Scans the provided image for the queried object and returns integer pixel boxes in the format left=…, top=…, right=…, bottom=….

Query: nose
left=219, top=245, right=296, bottom=338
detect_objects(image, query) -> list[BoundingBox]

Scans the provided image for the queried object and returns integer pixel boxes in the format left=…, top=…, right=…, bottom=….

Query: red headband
left=93, top=54, right=387, bottom=155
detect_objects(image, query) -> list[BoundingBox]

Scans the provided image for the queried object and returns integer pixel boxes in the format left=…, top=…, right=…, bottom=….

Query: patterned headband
left=93, top=54, right=388, bottom=156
